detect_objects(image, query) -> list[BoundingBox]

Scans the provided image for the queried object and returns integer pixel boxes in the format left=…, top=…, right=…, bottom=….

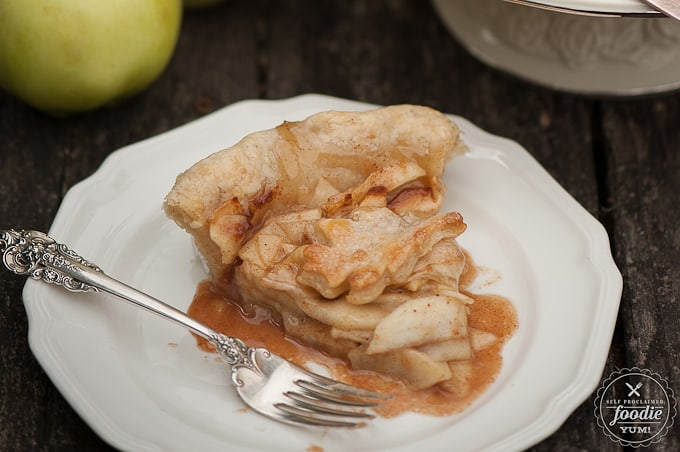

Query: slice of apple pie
left=164, top=105, right=506, bottom=393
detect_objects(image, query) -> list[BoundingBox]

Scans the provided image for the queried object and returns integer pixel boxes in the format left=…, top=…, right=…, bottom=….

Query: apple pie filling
left=164, top=105, right=517, bottom=413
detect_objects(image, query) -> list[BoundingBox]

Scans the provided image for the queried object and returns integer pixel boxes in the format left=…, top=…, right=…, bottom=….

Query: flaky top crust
left=164, top=105, right=464, bottom=278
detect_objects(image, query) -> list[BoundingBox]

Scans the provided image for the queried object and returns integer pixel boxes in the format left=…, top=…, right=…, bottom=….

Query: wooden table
left=1, top=1, right=678, bottom=450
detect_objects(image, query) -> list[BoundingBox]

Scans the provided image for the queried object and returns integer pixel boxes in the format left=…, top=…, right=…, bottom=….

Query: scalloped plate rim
left=21, top=94, right=622, bottom=452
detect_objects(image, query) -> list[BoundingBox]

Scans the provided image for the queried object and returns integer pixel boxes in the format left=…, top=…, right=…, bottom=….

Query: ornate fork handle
left=0, top=229, right=262, bottom=380
left=1, top=229, right=101, bottom=291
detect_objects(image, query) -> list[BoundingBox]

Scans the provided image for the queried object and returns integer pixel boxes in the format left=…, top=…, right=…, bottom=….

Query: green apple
left=0, top=1, right=182, bottom=116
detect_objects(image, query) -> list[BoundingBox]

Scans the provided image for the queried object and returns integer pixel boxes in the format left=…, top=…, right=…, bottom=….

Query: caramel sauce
left=187, top=255, right=517, bottom=418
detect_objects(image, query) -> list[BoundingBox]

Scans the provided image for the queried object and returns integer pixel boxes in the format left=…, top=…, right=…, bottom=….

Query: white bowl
left=433, top=0, right=680, bottom=95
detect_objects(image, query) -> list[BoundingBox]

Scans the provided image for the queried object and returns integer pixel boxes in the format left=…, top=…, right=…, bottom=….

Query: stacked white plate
left=513, top=0, right=657, bottom=15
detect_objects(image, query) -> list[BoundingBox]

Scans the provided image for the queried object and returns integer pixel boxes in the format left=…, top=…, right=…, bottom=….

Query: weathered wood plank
left=600, top=97, right=680, bottom=450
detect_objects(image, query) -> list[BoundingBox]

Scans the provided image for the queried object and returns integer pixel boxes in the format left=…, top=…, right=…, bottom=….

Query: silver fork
left=0, top=229, right=389, bottom=428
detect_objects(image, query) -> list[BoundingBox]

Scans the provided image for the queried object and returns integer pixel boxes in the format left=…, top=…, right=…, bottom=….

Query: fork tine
left=274, top=403, right=370, bottom=428
left=297, top=369, right=392, bottom=402
left=284, top=391, right=376, bottom=418
left=295, top=379, right=383, bottom=407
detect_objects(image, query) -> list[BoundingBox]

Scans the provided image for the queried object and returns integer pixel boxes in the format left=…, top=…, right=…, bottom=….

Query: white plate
left=23, top=94, right=622, bottom=451
left=513, top=0, right=655, bottom=14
